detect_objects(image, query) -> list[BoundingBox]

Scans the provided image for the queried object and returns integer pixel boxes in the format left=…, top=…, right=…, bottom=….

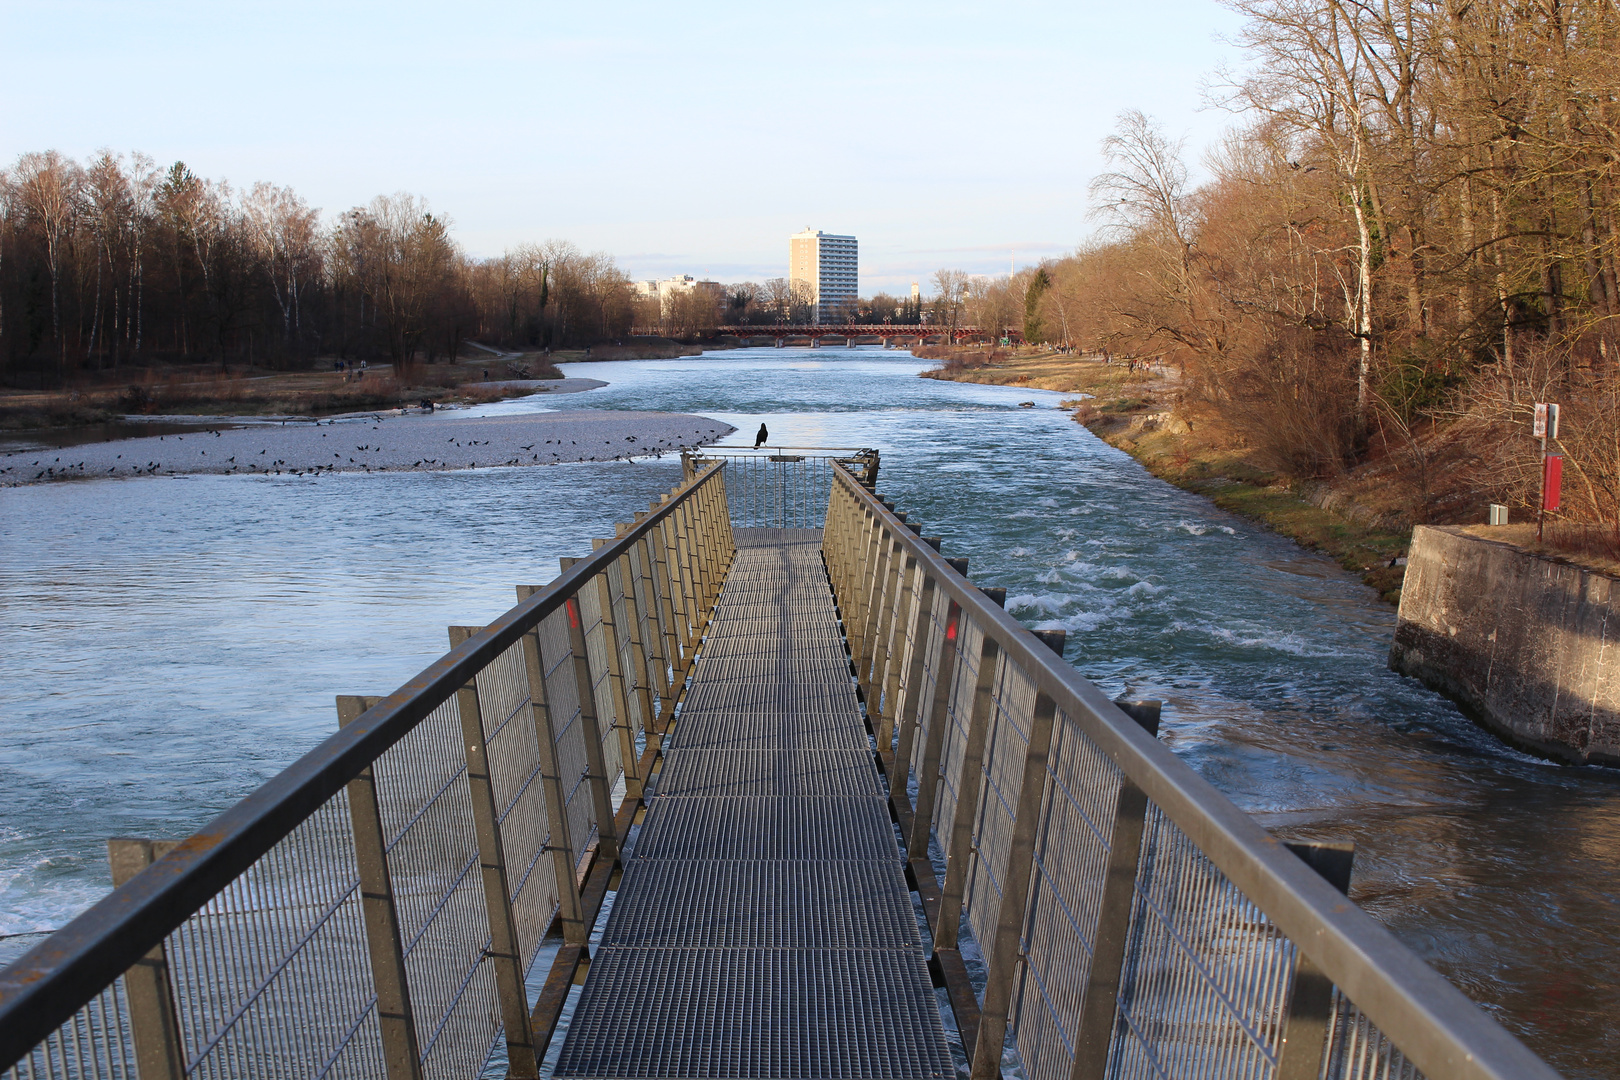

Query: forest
left=0, top=154, right=635, bottom=386
left=1011, top=0, right=1620, bottom=527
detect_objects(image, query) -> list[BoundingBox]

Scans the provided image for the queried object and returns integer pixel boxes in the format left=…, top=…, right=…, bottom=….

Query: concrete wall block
left=1390, top=525, right=1620, bottom=766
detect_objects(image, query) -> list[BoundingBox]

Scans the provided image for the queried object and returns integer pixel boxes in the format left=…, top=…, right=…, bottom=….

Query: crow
left=754, top=423, right=769, bottom=448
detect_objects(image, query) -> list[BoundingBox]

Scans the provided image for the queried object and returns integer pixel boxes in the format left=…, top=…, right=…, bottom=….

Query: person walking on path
left=754, top=423, right=769, bottom=448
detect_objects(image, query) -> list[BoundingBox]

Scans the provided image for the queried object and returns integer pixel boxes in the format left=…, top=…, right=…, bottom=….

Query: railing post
left=888, top=573, right=938, bottom=808
left=970, top=689, right=1060, bottom=1080
left=513, top=594, right=588, bottom=946
left=935, top=635, right=1002, bottom=950
left=563, top=589, right=620, bottom=864
left=336, top=695, right=424, bottom=1080
left=1068, top=699, right=1163, bottom=1080
left=908, top=599, right=963, bottom=859
left=589, top=544, right=643, bottom=800
left=1277, top=842, right=1357, bottom=1080
left=446, top=629, right=540, bottom=1077
left=106, top=839, right=186, bottom=1080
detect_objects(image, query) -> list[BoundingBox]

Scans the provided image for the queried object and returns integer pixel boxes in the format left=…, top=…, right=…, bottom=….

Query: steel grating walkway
left=555, top=527, right=953, bottom=1080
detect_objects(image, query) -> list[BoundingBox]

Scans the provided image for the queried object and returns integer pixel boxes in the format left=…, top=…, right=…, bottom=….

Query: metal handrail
left=0, top=461, right=729, bottom=1071
left=827, top=461, right=1559, bottom=1080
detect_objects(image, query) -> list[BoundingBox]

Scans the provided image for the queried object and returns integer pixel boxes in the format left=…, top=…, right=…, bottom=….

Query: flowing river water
left=1, top=348, right=1617, bottom=1076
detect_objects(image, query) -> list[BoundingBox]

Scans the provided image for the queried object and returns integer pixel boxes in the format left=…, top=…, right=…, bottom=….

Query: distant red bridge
left=635, top=325, right=1024, bottom=346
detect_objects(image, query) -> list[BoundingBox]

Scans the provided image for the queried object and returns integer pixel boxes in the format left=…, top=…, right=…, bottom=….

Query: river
left=1, top=348, right=1616, bottom=1077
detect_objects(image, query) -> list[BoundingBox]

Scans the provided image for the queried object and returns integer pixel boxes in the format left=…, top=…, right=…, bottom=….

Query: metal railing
left=0, top=462, right=737, bottom=1080
left=822, top=462, right=1561, bottom=1080
left=684, top=447, right=876, bottom=529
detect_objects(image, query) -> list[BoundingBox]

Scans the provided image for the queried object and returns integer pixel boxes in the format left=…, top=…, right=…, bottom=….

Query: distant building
left=789, top=229, right=857, bottom=324
left=910, top=282, right=920, bottom=304
left=634, top=275, right=724, bottom=317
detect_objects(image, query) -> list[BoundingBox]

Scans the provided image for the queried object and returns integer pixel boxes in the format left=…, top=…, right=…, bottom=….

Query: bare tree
left=931, top=269, right=969, bottom=337
left=13, top=151, right=81, bottom=369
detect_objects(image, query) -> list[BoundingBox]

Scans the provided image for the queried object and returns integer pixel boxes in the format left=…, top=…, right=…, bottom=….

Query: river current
left=1, top=348, right=1616, bottom=1076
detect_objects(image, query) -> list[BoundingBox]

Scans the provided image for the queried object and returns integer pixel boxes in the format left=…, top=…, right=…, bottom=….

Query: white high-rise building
left=789, top=229, right=858, bottom=324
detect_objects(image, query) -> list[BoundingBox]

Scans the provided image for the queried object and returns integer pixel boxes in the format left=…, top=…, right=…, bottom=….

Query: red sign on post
left=1543, top=454, right=1563, bottom=512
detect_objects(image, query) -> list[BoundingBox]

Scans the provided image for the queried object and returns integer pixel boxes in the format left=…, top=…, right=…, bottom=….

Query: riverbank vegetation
left=0, top=353, right=563, bottom=430
left=0, top=153, right=638, bottom=395
left=928, top=0, right=1620, bottom=589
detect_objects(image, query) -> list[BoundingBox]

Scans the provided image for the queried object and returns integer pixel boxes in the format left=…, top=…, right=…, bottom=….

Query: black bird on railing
left=755, top=423, right=769, bottom=448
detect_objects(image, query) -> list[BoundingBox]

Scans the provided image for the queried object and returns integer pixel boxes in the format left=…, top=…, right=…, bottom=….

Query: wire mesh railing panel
left=933, top=612, right=984, bottom=840
left=701, top=454, right=835, bottom=529
left=605, top=559, right=650, bottom=744
left=627, top=542, right=671, bottom=722
left=372, top=698, right=501, bottom=1080
left=474, top=640, right=556, bottom=966
left=907, top=586, right=953, bottom=783
left=576, top=576, right=624, bottom=790
left=162, top=794, right=382, bottom=1079
left=1, top=982, right=135, bottom=1080
left=881, top=565, right=926, bottom=751
left=1109, top=803, right=1294, bottom=1080
left=536, top=608, right=597, bottom=870
left=1013, top=706, right=1127, bottom=1080
left=965, top=654, right=1036, bottom=956
left=1324, top=996, right=1427, bottom=1080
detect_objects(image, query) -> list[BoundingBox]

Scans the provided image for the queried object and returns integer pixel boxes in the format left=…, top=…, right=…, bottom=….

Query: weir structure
left=0, top=448, right=1561, bottom=1080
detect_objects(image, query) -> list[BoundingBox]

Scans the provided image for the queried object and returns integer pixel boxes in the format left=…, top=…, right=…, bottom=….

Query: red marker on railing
left=567, top=598, right=581, bottom=629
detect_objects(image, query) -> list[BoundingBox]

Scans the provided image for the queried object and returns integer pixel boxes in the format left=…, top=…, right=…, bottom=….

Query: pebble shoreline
left=1, top=409, right=736, bottom=485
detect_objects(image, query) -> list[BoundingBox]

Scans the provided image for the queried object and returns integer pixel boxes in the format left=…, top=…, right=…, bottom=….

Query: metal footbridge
left=0, top=448, right=1562, bottom=1080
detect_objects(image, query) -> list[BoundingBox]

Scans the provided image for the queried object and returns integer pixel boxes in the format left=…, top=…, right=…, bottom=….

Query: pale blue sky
left=0, top=0, right=1249, bottom=293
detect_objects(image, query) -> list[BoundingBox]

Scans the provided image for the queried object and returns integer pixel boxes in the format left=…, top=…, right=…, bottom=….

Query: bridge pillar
left=809, top=337, right=820, bottom=348
left=775, top=337, right=784, bottom=347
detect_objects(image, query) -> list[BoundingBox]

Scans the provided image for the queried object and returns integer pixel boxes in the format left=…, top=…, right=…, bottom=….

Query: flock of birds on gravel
left=2, top=419, right=729, bottom=485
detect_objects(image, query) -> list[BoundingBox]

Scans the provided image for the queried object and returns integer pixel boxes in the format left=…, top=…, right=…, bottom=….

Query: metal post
left=1277, top=842, right=1357, bottom=1080
left=446, top=629, right=539, bottom=1077
left=909, top=599, right=963, bottom=859
left=889, top=574, right=938, bottom=806
left=565, top=591, right=620, bottom=863
left=1068, top=700, right=1163, bottom=1080
left=971, top=690, right=1060, bottom=1080
left=336, top=695, right=424, bottom=1080
left=589, top=545, right=643, bottom=800
left=513, top=593, right=588, bottom=946
left=936, top=635, right=1002, bottom=950
left=106, top=839, right=186, bottom=1080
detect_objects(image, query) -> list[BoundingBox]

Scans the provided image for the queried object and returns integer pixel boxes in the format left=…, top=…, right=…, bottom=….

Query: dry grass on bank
left=0, top=353, right=562, bottom=429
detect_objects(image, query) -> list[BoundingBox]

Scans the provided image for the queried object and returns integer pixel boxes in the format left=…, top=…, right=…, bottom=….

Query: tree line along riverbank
left=924, top=346, right=1620, bottom=604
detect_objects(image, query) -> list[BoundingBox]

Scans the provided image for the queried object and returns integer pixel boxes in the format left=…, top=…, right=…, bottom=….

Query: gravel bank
left=2, top=410, right=734, bottom=485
